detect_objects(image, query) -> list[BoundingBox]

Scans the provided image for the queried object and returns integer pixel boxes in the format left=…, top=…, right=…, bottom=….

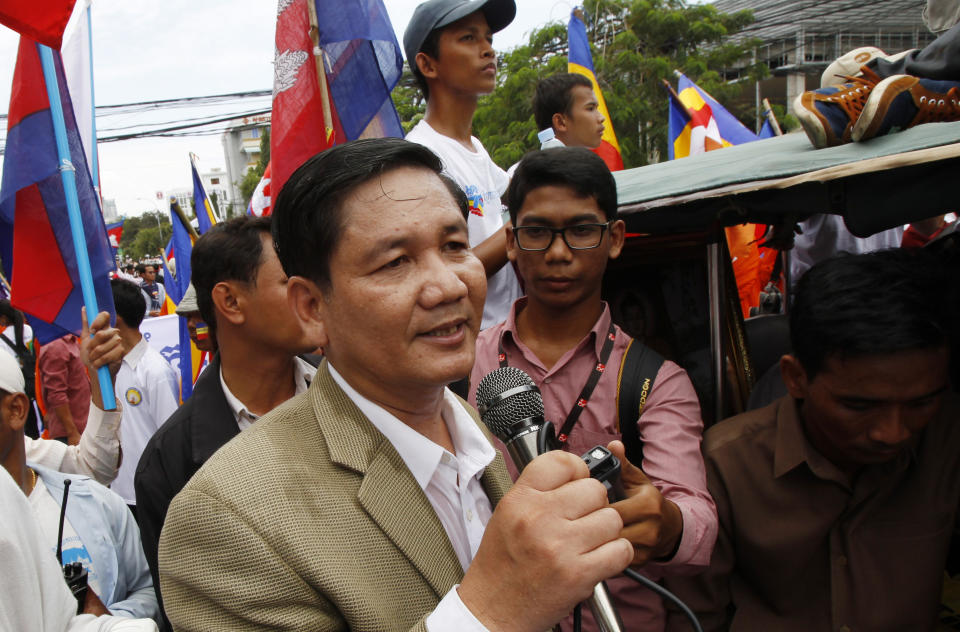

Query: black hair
left=533, top=73, right=593, bottom=131
left=272, top=137, right=468, bottom=288
left=111, top=278, right=147, bottom=329
left=191, top=216, right=273, bottom=327
left=135, top=263, right=146, bottom=275
left=0, top=300, right=25, bottom=348
left=506, top=147, right=618, bottom=224
left=790, top=248, right=957, bottom=379
left=411, top=28, right=442, bottom=101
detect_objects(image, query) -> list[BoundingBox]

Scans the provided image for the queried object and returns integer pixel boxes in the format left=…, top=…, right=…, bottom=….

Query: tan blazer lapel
left=311, top=362, right=463, bottom=599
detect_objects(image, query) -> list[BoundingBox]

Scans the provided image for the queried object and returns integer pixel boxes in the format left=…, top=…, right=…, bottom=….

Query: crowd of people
left=3, top=0, right=960, bottom=631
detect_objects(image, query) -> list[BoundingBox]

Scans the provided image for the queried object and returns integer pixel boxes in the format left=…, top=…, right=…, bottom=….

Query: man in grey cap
left=173, top=283, right=216, bottom=354
left=404, top=0, right=521, bottom=331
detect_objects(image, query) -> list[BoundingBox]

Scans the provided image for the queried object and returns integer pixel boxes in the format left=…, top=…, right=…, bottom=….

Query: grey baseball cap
left=403, top=0, right=517, bottom=68
left=175, top=283, right=199, bottom=316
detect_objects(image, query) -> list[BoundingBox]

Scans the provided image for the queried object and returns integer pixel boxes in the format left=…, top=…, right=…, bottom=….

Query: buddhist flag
left=568, top=8, right=623, bottom=171
left=166, top=201, right=206, bottom=401
left=0, top=39, right=115, bottom=344
left=666, top=73, right=772, bottom=318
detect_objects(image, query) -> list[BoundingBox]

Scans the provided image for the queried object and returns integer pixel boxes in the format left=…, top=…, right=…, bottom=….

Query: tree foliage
left=390, top=0, right=768, bottom=171
left=119, top=211, right=172, bottom=261
left=238, top=127, right=271, bottom=208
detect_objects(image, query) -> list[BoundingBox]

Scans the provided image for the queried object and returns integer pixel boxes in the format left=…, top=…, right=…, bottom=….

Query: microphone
left=476, top=367, right=625, bottom=632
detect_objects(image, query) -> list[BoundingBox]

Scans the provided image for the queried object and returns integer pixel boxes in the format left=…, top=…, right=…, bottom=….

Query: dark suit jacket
left=134, top=353, right=236, bottom=627
left=159, top=360, right=513, bottom=631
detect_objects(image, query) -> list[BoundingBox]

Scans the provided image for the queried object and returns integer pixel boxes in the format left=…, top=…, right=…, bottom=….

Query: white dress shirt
left=327, top=364, right=495, bottom=632
left=221, top=357, right=316, bottom=431
left=112, top=338, right=180, bottom=505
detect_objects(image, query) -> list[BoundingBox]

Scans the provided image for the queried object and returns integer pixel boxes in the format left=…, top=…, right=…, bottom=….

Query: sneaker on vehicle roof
left=851, top=74, right=960, bottom=142
left=795, top=66, right=882, bottom=149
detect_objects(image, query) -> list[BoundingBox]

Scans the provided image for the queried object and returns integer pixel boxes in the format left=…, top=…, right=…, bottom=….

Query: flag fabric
left=166, top=202, right=205, bottom=400
left=567, top=9, right=623, bottom=171
left=758, top=118, right=777, bottom=139
left=0, top=39, right=114, bottom=344
left=191, top=157, right=218, bottom=234
left=61, top=0, right=96, bottom=191
left=271, top=0, right=403, bottom=200
left=0, top=1, right=78, bottom=49
left=105, top=219, right=123, bottom=250
left=666, top=73, right=772, bottom=318
left=248, top=162, right=272, bottom=217
left=313, top=0, right=403, bottom=141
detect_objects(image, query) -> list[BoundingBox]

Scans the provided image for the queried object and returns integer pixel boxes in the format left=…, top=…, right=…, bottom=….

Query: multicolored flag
left=271, top=0, right=403, bottom=198
left=0, top=39, right=115, bottom=344
left=166, top=200, right=206, bottom=401
left=190, top=155, right=218, bottom=234
left=667, top=72, right=758, bottom=158
left=666, top=72, right=776, bottom=318
left=567, top=8, right=623, bottom=171
left=0, top=1, right=78, bottom=49
left=105, top=219, right=124, bottom=251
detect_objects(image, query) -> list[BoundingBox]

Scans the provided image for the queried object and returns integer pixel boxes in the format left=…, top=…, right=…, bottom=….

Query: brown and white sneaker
left=795, top=66, right=882, bottom=148
left=851, top=74, right=960, bottom=142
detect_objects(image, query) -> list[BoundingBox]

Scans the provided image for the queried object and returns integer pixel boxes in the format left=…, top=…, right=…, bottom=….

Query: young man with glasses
left=469, top=147, right=717, bottom=631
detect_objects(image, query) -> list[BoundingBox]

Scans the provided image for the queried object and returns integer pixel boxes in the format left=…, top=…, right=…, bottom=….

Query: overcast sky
left=0, top=0, right=579, bottom=217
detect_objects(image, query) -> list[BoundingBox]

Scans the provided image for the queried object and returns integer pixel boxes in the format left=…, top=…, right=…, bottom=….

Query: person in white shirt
left=107, top=279, right=179, bottom=516
left=404, top=0, right=521, bottom=329
left=24, top=309, right=125, bottom=486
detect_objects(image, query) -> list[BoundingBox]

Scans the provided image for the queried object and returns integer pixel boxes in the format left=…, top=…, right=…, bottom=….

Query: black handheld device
left=57, top=479, right=89, bottom=613
left=581, top=445, right=625, bottom=503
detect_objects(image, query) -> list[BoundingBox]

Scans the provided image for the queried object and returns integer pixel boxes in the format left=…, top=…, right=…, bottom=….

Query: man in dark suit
left=134, top=216, right=316, bottom=628
left=158, top=137, right=636, bottom=631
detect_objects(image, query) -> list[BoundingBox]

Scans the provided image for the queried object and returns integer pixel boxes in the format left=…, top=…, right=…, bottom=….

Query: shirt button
left=837, top=555, right=848, bottom=567
left=543, top=378, right=551, bottom=384
left=466, top=509, right=473, bottom=522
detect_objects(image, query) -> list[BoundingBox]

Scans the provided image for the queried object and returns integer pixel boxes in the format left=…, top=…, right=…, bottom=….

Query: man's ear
left=1, top=392, right=28, bottom=433
left=288, top=276, right=330, bottom=351
left=608, top=219, right=626, bottom=260
left=780, top=355, right=810, bottom=400
left=415, top=52, right=439, bottom=81
left=505, top=224, right=518, bottom=264
left=210, top=281, right=244, bottom=326
left=551, top=111, right=568, bottom=133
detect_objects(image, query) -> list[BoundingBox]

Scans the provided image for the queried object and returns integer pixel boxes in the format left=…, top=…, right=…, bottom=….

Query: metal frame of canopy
left=609, top=121, right=960, bottom=422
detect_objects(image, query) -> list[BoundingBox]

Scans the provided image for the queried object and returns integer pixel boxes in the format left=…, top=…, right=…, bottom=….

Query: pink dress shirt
left=470, top=300, right=717, bottom=631
left=38, top=335, right=90, bottom=439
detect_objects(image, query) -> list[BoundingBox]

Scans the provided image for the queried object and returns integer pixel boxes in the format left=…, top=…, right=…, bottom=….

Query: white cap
left=0, top=352, right=25, bottom=395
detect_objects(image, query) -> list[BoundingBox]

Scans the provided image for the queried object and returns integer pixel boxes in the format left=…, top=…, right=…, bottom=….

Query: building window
left=250, top=128, right=260, bottom=139
left=210, top=178, right=220, bottom=185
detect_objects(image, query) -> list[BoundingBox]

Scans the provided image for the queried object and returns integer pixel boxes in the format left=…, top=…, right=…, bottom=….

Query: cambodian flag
left=0, top=39, right=115, bottom=344
left=271, top=0, right=403, bottom=198
left=568, top=9, right=623, bottom=171
left=105, top=219, right=124, bottom=250
left=0, top=1, right=78, bottom=49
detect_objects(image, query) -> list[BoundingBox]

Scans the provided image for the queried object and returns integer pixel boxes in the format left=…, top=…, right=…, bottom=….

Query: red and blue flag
left=0, top=39, right=114, bottom=344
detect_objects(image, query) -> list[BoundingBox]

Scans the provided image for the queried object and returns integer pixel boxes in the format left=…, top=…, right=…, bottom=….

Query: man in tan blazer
left=158, top=137, right=635, bottom=631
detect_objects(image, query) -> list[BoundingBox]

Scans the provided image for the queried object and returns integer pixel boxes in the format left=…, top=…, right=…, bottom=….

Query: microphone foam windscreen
left=475, top=367, right=545, bottom=440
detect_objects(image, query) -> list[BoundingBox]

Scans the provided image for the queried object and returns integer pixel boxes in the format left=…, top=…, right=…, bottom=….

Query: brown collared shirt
left=666, top=393, right=960, bottom=632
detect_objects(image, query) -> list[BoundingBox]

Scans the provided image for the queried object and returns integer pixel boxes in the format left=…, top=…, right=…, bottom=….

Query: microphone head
left=475, top=367, right=545, bottom=441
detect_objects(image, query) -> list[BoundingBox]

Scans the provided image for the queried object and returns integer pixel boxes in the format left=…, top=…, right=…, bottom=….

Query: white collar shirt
left=221, top=357, right=316, bottom=431
left=327, top=363, right=496, bottom=572
left=112, top=337, right=180, bottom=504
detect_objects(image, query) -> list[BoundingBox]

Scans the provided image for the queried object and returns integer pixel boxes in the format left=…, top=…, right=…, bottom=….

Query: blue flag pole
left=38, top=44, right=116, bottom=410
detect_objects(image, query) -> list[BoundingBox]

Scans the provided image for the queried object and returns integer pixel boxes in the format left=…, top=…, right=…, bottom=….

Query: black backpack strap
left=616, top=338, right=665, bottom=467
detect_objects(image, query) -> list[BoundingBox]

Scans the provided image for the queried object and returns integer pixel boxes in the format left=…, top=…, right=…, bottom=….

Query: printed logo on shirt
left=125, top=387, right=142, bottom=406
left=464, top=185, right=484, bottom=217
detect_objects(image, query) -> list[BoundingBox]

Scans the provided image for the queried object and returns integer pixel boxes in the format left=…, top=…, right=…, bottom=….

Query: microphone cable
left=568, top=567, right=703, bottom=632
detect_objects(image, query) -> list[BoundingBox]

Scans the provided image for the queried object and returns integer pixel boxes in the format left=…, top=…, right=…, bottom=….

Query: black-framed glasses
left=513, top=222, right=612, bottom=251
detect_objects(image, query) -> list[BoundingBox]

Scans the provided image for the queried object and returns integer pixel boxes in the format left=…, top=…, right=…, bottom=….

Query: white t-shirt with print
left=406, top=120, right=521, bottom=329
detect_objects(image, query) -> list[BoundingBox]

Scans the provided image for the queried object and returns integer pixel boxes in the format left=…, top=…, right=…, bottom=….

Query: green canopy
left=615, top=120, right=960, bottom=237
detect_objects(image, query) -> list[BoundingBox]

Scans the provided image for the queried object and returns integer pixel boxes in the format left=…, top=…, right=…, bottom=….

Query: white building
left=221, top=114, right=271, bottom=215
left=165, top=166, right=233, bottom=221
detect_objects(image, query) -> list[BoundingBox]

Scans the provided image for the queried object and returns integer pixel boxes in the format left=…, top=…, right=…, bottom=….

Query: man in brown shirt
left=666, top=248, right=959, bottom=631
